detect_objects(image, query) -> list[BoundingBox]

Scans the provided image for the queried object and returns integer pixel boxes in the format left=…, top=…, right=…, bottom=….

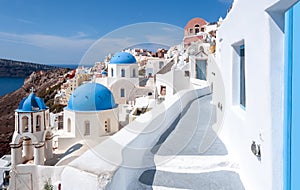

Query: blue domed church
left=58, top=83, right=119, bottom=150
left=95, top=52, right=143, bottom=105
left=10, top=91, right=53, bottom=166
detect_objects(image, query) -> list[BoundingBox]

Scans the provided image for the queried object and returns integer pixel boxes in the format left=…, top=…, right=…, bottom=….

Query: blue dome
left=110, top=52, right=136, bottom=64
left=17, top=93, right=47, bottom=112
left=66, top=83, right=116, bottom=111
left=101, top=70, right=107, bottom=75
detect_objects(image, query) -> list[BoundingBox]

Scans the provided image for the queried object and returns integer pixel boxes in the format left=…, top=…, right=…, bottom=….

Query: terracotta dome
left=184, top=18, right=207, bottom=29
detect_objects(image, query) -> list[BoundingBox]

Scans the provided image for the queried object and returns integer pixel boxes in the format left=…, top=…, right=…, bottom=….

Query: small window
left=160, top=86, right=166, bottom=96
left=22, top=116, right=29, bottom=133
left=111, top=68, right=114, bottom=77
left=133, top=68, right=136, bottom=77
left=185, top=71, right=190, bottom=77
left=67, top=118, right=71, bottom=132
left=240, top=45, right=246, bottom=108
left=159, top=61, right=164, bottom=69
left=84, top=121, right=90, bottom=136
left=121, top=69, right=125, bottom=77
left=36, top=115, right=41, bottom=132
left=120, top=88, right=125, bottom=97
left=105, top=119, right=110, bottom=133
left=232, top=41, right=246, bottom=109
left=189, top=28, right=193, bottom=34
left=201, top=28, right=205, bottom=32
left=195, top=28, right=199, bottom=34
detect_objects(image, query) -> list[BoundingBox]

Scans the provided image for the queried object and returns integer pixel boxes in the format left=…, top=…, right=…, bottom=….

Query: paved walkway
left=138, top=95, right=245, bottom=190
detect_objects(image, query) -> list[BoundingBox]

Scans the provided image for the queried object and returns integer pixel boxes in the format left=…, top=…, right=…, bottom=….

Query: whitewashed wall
left=216, top=0, right=299, bottom=189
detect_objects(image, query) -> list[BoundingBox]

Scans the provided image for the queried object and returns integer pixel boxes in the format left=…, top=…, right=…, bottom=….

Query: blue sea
left=0, top=77, right=25, bottom=96
left=0, top=64, right=79, bottom=97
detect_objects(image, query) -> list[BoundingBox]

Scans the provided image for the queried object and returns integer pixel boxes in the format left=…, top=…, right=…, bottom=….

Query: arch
left=36, top=115, right=41, bottom=132
left=121, top=69, right=125, bottom=77
left=195, top=24, right=200, bottom=27
left=84, top=120, right=90, bottom=136
left=22, top=116, right=29, bottom=133
left=67, top=118, right=71, bottom=132
left=42, top=130, right=52, bottom=142
left=12, top=133, right=39, bottom=144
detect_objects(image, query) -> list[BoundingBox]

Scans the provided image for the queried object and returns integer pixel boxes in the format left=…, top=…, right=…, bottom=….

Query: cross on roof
left=30, top=87, right=35, bottom=93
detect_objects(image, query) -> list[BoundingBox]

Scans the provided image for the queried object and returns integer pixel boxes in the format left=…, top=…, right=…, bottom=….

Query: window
left=67, top=118, right=71, bottom=132
left=111, top=68, right=114, bottom=77
left=121, top=69, right=125, bottom=77
left=185, top=71, right=190, bottom=77
left=84, top=121, right=90, bottom=136
left=240, top=45, right=246, bottom=108
left=120, top=88, right=125, bottom=97
left=195, top=28, right=199, bottom=34
left=133, top=68, right=136, bottom=77
left=36, top=115, right=41, bottom=132
left=189, top=28, right=193, bottom=34
left=159, top=61, right=164, bottom=69
left=201, top=27, right=205, bottom=32
left=160, top=86, right=166, bottom=96
left=22, top=116, right=29, bottom=133
left=196, top=60, right=207, bottom=80
left=105, top=119, right=110, bottom=133
left=232, top=41, right=246, bottom=109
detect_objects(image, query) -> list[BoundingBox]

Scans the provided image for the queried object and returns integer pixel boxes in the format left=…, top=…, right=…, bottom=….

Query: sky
left=0, top=0, right=233, bottom=66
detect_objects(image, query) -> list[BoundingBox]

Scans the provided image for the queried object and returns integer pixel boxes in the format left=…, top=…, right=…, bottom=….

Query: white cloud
left=16, top=18, right=34, bottom=24
left=0, top=32, right=94, bottom=50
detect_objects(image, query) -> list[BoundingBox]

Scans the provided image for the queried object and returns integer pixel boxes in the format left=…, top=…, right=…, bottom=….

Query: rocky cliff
left=0, top=58, right=58, bottom=77
left=0, top=68, right=70, bottom=156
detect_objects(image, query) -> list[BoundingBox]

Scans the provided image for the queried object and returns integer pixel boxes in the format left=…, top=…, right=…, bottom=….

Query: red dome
left=184, top=18, right=207, bottom=29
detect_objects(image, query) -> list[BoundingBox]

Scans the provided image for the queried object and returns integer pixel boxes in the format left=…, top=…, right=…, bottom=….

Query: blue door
left=285, top=1, right=300, bottom=189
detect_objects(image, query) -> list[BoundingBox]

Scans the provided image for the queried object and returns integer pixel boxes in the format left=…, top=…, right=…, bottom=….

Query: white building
left=96, top=52, right=153, bottom=104
left=214, top=0, right=300, bottom=189
left=57, top=82, right=119, bottom=150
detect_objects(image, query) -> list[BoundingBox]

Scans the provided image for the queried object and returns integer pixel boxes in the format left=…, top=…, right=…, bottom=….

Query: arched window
left=84, top=121, right=90, bottom=136
left=67, top=118, right=71, bottom=132
left=121, top=69, right=125, bottom=77
left=22, top=116, right=29, bottom=133
left=120, top=88, right=125, bottom=98
left=132, top=68, right=136, bottom=77
left=105, top=119, right=110, bottom=133
left=111, top=68, right=114, bottom=77
left=36, top=115, right=41, bottom=132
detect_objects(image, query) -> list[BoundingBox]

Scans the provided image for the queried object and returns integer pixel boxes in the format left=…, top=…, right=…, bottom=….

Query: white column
left=45, top=138, right=53, bottom=160
left=10, top=144, right=22, bottom=167
left=34, top=143, right=45, bottom=165
left=22, top=138, right=33, bottom=160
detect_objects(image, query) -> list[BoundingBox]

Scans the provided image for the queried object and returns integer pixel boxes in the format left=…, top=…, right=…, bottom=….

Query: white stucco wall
left=9, top=165, right=64, bottom=190
left=215, top=0, right=299, bottom=189
left=108, top=64, right=138, bottom=78
left=59, top=108, right=119, bottom=150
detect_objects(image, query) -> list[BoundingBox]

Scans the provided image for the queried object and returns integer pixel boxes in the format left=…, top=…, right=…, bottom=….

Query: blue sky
left=0, top=0, right=233, bottom=65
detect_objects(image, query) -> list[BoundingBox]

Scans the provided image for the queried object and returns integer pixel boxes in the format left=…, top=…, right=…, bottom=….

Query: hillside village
left=0, top=0, right=300, bottom=189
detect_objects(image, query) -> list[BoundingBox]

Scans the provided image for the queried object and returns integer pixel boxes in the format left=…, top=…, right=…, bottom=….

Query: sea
left=0, top=64, right=78, bottom=97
